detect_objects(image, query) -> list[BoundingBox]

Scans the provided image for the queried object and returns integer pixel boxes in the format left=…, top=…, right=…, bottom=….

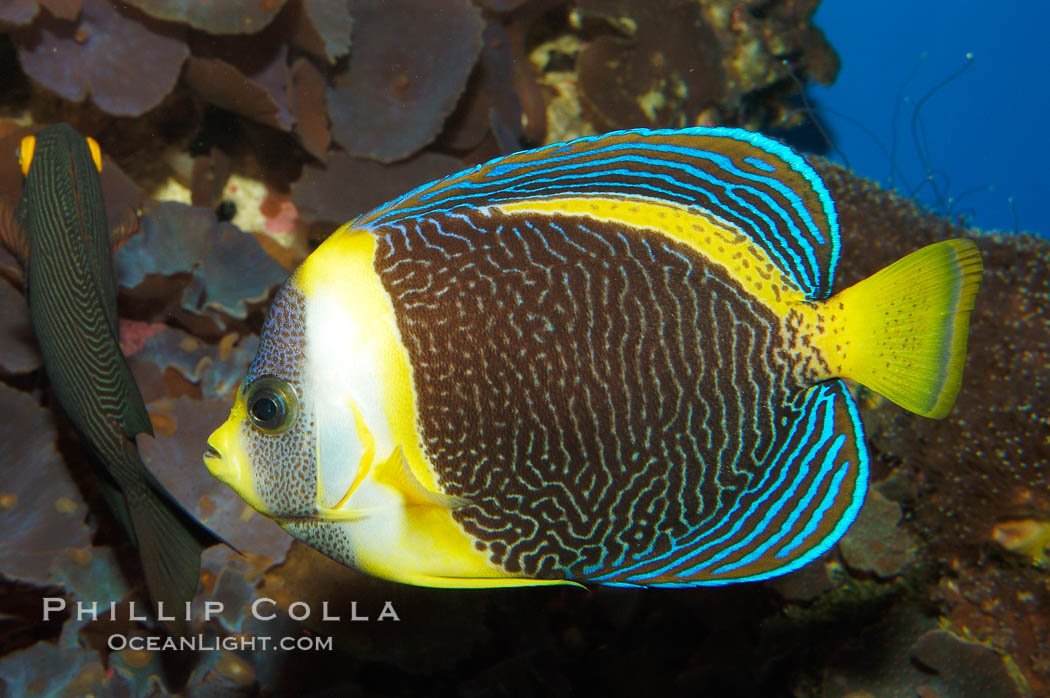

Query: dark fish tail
left=120, top=441, right=224, bottom=634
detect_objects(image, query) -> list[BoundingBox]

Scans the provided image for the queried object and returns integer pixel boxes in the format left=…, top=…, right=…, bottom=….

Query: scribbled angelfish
left=9, top=124, right=222, bottom=620
left=206, top=127, right=981, bottom=587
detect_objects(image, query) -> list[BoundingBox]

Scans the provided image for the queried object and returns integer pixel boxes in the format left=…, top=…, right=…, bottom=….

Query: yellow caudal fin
left=828, top=239, right=982, bottom=418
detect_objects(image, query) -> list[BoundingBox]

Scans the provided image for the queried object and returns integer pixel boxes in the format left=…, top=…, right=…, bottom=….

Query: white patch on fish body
left=305, top=285, right=394, bottom=510
left=331, top=485, right=407, bottom=567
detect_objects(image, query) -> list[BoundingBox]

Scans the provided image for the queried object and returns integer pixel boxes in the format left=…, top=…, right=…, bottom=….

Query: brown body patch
left=374, top=209, right=805, bottom=578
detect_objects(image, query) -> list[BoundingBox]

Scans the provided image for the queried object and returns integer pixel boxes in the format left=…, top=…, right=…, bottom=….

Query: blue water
left=808, top=1, right=1049, bottom=236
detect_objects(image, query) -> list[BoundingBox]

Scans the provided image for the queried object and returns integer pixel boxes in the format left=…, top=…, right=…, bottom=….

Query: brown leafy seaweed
left=327, top=0, right=485, bottom=163
left=115, top=201, right=287, bottom=322
left=837, top=488, right=916, bottom=579
left=0, top=279, right=39, bottom=374
left=821, top=605, right=1023, bottom=698
left=439, top=22, right=524, bottom=155
left=38, top=0, right=80, bottom=20
left=0, top=383, right=92, bottom=585
left=289, top=57, right=331, bottom=162
left=0, top=0, right=38, bottom=25
left=126, top=324, right=258, bottom=400
left=576, top=0, right=724, bottom=129
left=184, top=37, right=294, bottom=132
left=473, top=0, right=530, bottom=11
left=0, top=623, right=120, bottom=698
left=291, top=0, right=353, bottom=64
left=292, top=150, right=463, bottom=229
left=120, top=0, right=288, bottom=35
left=12, top=0, right=188, bottom=117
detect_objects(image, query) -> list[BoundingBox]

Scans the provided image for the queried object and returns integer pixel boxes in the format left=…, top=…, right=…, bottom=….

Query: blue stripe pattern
left=356, top=127, right=841, bottom=300
left=594, top=381, right=868, bottom=586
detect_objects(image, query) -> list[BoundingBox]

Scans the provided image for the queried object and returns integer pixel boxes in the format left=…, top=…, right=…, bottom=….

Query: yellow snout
left=203, top=403, right=269, bottom=515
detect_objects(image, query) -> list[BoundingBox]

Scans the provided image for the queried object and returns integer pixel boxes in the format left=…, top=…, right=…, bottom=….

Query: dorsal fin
left=356, top=127, right=840, bottom=299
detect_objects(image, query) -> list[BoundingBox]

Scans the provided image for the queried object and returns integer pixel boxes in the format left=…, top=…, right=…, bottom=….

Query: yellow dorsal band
left=492, top=197, right=808, bottom=312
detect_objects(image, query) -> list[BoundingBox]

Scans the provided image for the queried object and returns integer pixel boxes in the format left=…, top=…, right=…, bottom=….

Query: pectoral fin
left=374, top=446, right=469, bottom=510
left=313, top=505, right=380, bottom=521
left=312, top=446, right=464, bottom=520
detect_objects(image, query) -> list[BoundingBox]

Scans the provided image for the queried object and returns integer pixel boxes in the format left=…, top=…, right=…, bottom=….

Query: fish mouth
left=203, top=428, right=238, bottom=484
left=203, top=419, right=273, bottom=517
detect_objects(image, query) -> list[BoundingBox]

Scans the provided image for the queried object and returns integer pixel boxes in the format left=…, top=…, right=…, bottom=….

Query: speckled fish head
left=205, top=276, right=370, bottom=521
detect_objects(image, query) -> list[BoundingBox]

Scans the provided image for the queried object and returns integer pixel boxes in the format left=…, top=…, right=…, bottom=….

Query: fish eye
left=245, top=375, right=298, bottom=433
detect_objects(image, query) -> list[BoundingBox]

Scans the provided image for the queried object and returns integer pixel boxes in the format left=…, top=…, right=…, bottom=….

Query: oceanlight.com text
left=107, top=633, right=334, bottom=652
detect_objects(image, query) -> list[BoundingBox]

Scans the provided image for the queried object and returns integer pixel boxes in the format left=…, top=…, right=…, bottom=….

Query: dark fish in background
left=7, top=123, right=223, bottom=629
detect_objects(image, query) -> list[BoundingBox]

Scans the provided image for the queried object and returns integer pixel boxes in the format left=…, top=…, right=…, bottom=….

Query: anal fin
left=590, top=381, right=869, bottom=586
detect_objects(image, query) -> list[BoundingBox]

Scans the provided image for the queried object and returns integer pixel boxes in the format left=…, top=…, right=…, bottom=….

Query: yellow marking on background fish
left=18, top=135, right=35, bottom=176
left=19, top=134, right=102, bottom=176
